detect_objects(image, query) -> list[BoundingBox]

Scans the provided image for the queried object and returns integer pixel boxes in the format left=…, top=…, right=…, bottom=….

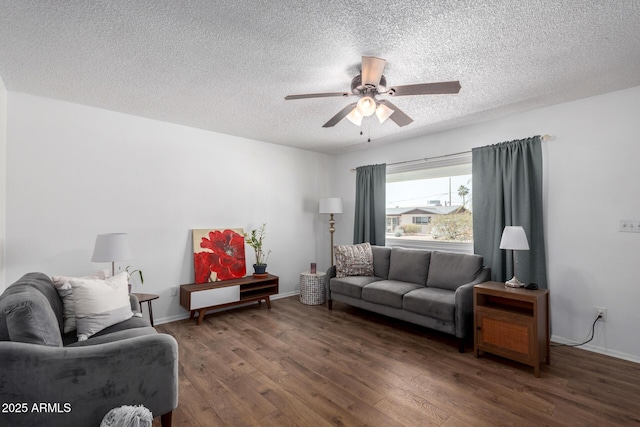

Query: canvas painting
left=192, top=228, right=246, bottom=283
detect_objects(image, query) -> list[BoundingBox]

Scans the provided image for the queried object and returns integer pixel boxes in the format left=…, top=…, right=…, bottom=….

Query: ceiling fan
left=284, top=56, right=461, bottom=128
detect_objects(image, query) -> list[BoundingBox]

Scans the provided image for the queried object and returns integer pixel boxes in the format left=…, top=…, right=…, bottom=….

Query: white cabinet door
left=190, top=285, right=240, bottom=309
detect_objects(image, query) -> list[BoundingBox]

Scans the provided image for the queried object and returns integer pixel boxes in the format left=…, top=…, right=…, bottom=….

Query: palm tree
left=457, top=185, right=470, bottom=207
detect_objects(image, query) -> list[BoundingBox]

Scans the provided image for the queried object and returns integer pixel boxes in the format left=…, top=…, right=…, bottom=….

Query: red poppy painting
left=192, top=228, right=246, bottom=283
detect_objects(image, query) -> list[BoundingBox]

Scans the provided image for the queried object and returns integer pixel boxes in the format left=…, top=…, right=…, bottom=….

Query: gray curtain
left=353, top=163, right=386, bottom=245
left=472, top=136, right=547, bottom=288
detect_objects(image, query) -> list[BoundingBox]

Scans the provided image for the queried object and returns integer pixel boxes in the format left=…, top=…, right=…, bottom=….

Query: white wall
left=0, top=76, right=6, bottom=290
left=5, top=92, right=334, bottom=322
left=333, top=85, right=640, bottom=362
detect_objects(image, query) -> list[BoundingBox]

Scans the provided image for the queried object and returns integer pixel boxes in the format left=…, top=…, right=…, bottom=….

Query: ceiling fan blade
left=285, top=92, right=351, bottom=100
left=361, top=56, right=386, bottom=87
left=322, top=103, right=358, bottom=128
left=378, top=100, right=413, bottom=127
left=387, top=81, right=461, bottom=97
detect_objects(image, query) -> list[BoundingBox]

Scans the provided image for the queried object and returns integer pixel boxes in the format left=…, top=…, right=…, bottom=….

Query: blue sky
left=386, top=175, right=472, bottom=208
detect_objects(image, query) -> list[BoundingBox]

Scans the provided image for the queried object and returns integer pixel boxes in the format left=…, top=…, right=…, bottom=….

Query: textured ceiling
left=1, top=1, right=639, bottom=154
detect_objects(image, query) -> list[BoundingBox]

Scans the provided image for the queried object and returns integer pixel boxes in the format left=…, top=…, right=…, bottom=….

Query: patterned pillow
left=335, top=243, right=374, bottom=278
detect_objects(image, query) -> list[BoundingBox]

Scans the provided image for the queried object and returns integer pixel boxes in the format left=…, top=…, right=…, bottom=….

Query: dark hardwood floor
left=155, top=296, right=640, bottom=426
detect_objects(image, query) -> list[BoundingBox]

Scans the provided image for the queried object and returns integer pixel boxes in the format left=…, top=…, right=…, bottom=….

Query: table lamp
left=499, top=226, right=529, bottom=288
left=91, top=233, right=133, bottom=276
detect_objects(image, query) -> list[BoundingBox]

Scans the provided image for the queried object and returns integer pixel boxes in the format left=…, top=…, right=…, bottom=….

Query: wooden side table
left=132, top=293, right=159, bottom=326
left=474, top=281, right=550, bottom=377
left=299, top=271, right=326, bottom=305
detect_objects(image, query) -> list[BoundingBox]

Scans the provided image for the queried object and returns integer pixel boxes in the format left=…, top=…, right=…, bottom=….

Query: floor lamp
left=91, top=233, right=133, bottom=276
left=319, top=198, right=343, bottom=266
left=499, top=226, right=530, bottom=287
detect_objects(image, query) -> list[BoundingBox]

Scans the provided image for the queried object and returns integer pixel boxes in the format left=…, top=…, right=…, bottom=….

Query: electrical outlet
left=595, top=306, right=607, bottom=322
left=170, top=287, right=178, bottom=297
left=620, top=220, right=640, bottom=232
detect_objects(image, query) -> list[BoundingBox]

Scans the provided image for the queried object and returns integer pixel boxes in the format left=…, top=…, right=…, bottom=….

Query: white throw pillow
left=52, top=270, right=109, bottom=334
left=69, top=272, right=134, bottom=341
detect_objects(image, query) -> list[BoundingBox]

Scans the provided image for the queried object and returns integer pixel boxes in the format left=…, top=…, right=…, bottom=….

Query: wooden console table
left=474, top=281, right=550, bottom=377
left=180, top=274, right=279, bottom=325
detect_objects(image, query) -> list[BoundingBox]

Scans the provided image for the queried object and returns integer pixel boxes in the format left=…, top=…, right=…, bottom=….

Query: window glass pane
left=386, top=161, right=472, bottom=245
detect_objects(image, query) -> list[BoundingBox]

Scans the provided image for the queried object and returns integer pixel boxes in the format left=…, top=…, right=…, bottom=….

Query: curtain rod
left=350, top=134, right=553, bottom=171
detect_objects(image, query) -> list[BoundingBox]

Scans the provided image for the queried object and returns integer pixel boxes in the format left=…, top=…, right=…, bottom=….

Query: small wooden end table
left=132, top=293, right=159, bottom=326
left=474, top=281, right=550, bottom=377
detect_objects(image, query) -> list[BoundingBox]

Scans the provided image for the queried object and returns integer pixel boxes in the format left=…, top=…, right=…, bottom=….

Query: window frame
left=385, top=152, right=473, bottom=254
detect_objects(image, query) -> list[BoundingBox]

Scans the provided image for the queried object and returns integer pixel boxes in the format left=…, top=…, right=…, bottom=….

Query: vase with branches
left=244, top=223, right=271, bottom=276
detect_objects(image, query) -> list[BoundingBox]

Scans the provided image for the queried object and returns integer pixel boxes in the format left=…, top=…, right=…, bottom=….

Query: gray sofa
left=0, top=272, right=178, bottom=427
left=326, top=246, right=490, bottom=351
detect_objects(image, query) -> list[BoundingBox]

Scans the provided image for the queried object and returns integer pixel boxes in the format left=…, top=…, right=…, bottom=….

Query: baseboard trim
left=154, top=291, right=301, bottom=326
left=551, top=335, right=640, bottom=364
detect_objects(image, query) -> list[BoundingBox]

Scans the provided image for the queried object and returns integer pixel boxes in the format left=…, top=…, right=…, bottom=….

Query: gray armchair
left=0, top=273, right=178, bottom=427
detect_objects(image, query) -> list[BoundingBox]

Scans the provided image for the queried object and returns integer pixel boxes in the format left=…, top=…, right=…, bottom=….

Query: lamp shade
left=356, top=96, right=377, bottom=116
left=91, top=233, right=133, bottom=262
left=375, top=103, right=394, bottom=124
left=499, top=226, right=530, bottom=250
left=346, top=107, right=363, bottom=126
left=319, top=198, right=343, bottom=214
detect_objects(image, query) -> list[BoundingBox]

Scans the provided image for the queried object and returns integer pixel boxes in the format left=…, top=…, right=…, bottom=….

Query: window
left=412, top=216, right=430, bottom=224
left=386, top=153, right=473, bottom=253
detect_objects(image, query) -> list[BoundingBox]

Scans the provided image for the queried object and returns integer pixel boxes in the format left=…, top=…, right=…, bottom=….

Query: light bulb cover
left=375, top=103, right=395, bottom=123
left=346, top=108, right=363, bottom=126
left=356, top=96, right=377, bottom=116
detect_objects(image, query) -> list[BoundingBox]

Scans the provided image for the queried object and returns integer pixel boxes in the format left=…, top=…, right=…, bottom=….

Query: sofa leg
left=161, top=411, right=173, bottom=427
left=458, top=338, right=466, bottom=353
left=328, top=299, right=332, bottom=310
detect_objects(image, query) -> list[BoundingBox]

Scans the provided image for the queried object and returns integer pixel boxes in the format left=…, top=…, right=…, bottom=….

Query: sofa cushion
left=427, top=251, right=483, bottom=291
left=69, top=272, right=134, bottom=341
left=66, top=326, right=157, bottom=347
left=362, top=280, right=424, bottom=309
left=330, top=276, right=383, bottom=299
left=1, top=287, right=63, bottom=347
left=62, top=315, right=152, bottom=346
left=334, top=243, right=374, bottom=278
left=403, top=287, right=456, bottom=322
left=387, top=248, right=431, bottom=285
left=371, top=246, right=391, bottom=279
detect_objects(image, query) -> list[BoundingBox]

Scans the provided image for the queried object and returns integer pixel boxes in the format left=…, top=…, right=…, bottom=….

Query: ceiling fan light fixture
left=356, top=96, right=377, bottom=117
left=346, top=108, right=363, bottom=126
left=375, top=103, right=394, bottom=124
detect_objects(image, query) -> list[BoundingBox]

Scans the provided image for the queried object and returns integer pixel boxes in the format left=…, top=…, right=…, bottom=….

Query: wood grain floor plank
left=154, top=297, right=640, bottom=426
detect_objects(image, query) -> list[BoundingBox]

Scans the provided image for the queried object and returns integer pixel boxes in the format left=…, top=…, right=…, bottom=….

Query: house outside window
left=386, top=152, right=473, bottom=254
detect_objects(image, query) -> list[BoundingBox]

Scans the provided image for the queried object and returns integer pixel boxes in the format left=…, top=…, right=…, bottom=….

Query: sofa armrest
left=129, top=293, right=141, bottom=314
left=0, top=333, right=178, bottom=427
left=454, top=266, right=492, bottom=339
left=325, top=266, right=337, bottom=301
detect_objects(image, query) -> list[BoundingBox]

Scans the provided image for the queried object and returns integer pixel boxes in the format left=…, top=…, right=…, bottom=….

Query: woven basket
left=299, top=272, right=326, bottom=305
